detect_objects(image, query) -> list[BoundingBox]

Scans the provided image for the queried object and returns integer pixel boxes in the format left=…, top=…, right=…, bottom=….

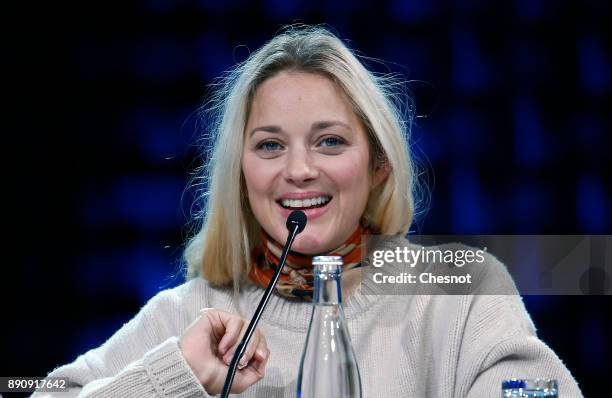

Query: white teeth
left=281, top=196, right=330, bottom=208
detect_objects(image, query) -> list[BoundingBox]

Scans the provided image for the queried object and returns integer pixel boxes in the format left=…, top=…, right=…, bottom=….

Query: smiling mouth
left=276, top=196, right=332, bottom=210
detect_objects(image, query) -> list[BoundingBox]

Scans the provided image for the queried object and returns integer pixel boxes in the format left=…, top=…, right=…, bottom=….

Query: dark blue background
left=4, top=1, right=611, bottom=396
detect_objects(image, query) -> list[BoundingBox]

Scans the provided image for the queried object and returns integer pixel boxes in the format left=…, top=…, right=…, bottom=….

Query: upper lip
left=276, top=191, right=332, bottom=201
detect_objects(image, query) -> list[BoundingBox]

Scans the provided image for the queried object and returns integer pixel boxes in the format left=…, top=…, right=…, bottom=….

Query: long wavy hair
left=184, top=25, right=417, bottom=294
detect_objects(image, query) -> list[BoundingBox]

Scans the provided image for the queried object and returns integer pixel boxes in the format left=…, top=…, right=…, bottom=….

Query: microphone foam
left=286, top=210, right=307, bottom=234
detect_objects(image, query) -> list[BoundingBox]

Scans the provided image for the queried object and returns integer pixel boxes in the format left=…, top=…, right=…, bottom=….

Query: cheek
left=328, top=152, right=371, bottom=195
left=242, top=155, right=275, bottom=199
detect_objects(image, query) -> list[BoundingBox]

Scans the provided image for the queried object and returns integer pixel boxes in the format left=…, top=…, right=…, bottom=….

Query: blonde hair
left=184, top=25, right=417, bottom=291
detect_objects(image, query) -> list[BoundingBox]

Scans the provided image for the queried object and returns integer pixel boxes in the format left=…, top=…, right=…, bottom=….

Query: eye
left=318, top=136, right=345, bottom=148
left=256, top=140, right=283, bottom=152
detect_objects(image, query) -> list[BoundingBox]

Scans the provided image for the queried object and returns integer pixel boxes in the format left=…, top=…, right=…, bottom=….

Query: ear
left=371, top=162, right=391, bottom=189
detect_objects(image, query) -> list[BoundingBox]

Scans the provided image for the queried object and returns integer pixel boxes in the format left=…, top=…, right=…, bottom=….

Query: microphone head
left=286, top=210, right=307, bottom=234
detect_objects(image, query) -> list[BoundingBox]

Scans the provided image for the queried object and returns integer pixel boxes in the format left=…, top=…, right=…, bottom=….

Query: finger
left=232, top=348, right=269, bottom=394
left=222, top=319, right=250, bottom=365
left=217, top=316, right=244, bottom=356
left=254, top=332, right=268, bottom=362
left=238, top=329, right=263, bottom=369
left=250, top=347, right=270, bottom=376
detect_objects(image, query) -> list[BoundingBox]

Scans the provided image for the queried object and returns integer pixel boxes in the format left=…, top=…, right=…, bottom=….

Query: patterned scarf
left=248, top=222, right=374, bottom=299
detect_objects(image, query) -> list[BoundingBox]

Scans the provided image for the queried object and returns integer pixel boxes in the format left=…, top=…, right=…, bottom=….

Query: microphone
left=286, top=208, right=306, bottom=234
left=220, top=210, right=307, bottom=398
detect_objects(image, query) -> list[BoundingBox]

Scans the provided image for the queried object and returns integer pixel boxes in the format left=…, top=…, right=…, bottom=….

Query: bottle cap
left=502, top=378, right=558, bottom=394
left=313, top=256, right=343, bottom=272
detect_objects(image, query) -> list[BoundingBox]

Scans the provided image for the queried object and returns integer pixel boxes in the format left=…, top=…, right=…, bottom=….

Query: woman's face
left=242, top=71, right=386, bottom=254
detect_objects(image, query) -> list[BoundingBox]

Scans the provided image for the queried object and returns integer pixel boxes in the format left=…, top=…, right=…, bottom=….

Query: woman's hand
left=179, top=308, right=270, bottom=395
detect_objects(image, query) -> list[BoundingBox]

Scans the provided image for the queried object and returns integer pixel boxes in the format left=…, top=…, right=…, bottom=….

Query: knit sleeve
left=465, top=330, right=584, bottom=397
left=31, top=285, right=211, bottom=398
left=454, top=254, right=584, bottom=397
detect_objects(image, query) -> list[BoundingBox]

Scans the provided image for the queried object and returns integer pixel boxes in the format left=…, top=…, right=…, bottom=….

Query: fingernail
left=239, top=357, right=248, bottom=368
left=256, top=349, right=266, bottom=359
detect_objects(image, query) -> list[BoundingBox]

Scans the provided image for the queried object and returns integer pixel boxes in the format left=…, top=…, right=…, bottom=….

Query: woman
left=35, top=26, right=583, bottom=397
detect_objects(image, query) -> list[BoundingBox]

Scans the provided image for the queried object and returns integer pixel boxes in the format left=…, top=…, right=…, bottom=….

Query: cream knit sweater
left=33, top=236, right=583, bottom=397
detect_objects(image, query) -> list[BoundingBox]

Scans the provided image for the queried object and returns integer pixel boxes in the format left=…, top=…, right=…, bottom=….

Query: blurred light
left=513, top=96, right=547, bottom=167
left=82, top=176, right=185, bottom=229
left=323, top=0, right=355, bottom=30
left=514, top=0, right=543, bottom=20
left=522, top=295, right=559, bottom=314
left=413, top=121, right=445, bottom=163
left=448, top=107, right=488, bottom=157
left=512, top=183, right=549, bottom=231
left=131, top=40, right=192, bottom=82
left=264, top=0, right=306, bottom=20
left=199, top=0, right=241, bottom=12
left=512, top=236, right=543, bottom=290
left=454, top=0, right=486, bottom=12
left=578, top=35, right=609, bottom=95
left=114, top=176, right=185, bottom=229
left=576, top=174, right=607, bottom=233
left=79, top=244, right=176, bottom=300
left=512, top=41, right=547, bottom=84
left=123, top=106, right=192, bottom=163
left=451, top=166, right=483, bottom=232
left=378, top=38, right=428, bottom=79
left=197, top=32, right=234, bottom=80
left=451, top=29, right=492, bottom=94
left=388, top=0, right=434, bottom=22
left=579, top=312, right=605, bottom=369
left=146, top=0, right=177, bottom=13
left=576, top=112, right=604, bottom=151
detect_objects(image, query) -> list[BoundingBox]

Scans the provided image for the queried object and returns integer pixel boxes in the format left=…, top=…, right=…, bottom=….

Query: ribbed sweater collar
left=239, top=281, right=382, bottom=332
left=238, top=235, right=408, bottom=331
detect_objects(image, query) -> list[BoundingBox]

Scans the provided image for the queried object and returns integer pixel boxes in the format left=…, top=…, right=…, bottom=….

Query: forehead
left=248, top=71, right=357, bottom=123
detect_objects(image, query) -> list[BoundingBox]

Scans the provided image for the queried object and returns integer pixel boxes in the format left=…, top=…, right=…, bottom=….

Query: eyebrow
left=248, top=120, right=352, bottom=137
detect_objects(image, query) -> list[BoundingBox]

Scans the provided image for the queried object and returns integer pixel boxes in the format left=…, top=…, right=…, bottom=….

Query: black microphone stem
left=220, top=221, right=302, bottom=398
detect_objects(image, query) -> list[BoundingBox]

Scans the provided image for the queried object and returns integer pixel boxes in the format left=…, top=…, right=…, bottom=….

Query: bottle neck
left=313, top=269, right=342, bottom=305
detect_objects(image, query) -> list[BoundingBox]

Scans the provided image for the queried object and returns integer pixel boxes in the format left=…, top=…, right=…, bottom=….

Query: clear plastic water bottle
left=296, top=256, right=363, bottom=398
left=502, top=379, right=558, bottom=397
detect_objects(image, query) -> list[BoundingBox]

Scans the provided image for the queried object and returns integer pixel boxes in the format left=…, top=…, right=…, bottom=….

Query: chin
left=291, top=234, right=327, bottom=255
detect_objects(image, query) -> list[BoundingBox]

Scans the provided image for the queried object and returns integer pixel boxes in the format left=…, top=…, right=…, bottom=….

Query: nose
left=283, top=147, right=318, bottom=185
